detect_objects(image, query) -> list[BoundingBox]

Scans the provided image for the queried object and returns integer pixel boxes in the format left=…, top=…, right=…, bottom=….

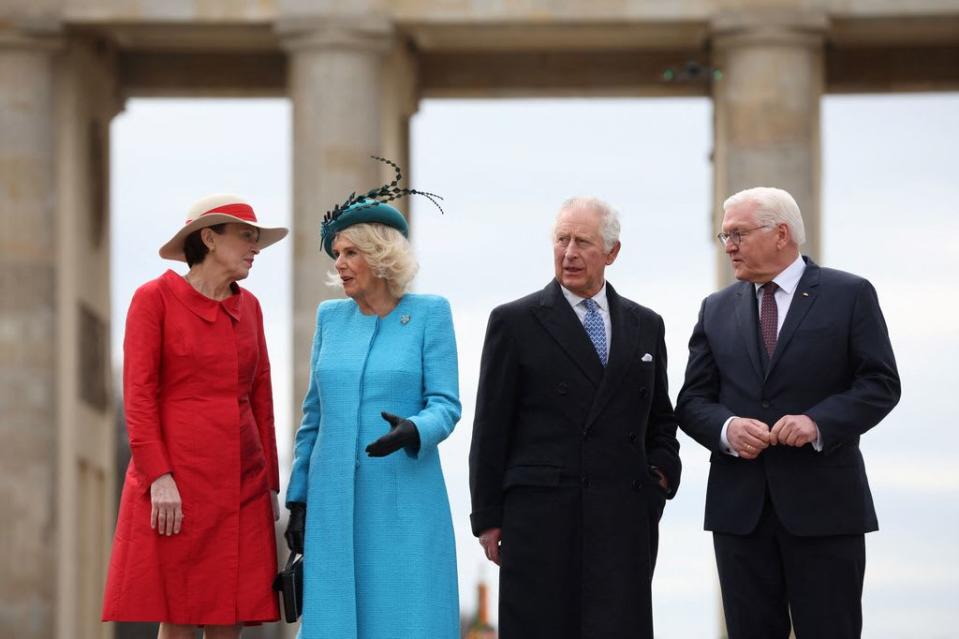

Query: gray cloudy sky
left=111, top=93, right=959, bottom=637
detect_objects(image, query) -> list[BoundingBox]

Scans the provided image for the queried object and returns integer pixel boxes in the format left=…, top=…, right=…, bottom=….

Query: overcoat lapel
left=583, top=283, right=640, bottom=432
left=735, top=281, right=765, bottom=382
left=531, top=280, right=604, bottom=387
left=766, top=257, right=821, bottom=379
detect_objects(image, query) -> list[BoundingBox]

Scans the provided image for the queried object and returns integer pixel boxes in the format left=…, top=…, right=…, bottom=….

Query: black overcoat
left=469, top=280, right=681, bottom=639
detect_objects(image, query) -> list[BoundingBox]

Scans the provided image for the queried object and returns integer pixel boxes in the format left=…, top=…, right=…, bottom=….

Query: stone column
left=278, top=17, right=393, bottom=436
left=711, top=10, right=827, bottom=285
left=53, top=36, right=121, bottom=639
left=0, top=29, right=61, bottom=639
left=379, top=40, right=418, bottom=220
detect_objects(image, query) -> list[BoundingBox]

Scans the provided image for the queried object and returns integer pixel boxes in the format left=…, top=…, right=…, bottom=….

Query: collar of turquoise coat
left=162, top=270, right=242, bottom=322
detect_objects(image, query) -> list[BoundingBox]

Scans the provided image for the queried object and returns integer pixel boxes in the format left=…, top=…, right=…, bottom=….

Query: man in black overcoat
left=676, top=187, right=901, bottom=638
left=469, top=197, right=681, bottom=639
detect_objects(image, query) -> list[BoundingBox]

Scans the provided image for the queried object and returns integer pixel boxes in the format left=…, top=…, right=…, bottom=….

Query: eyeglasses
left=716, top=225, right=771, bottom=246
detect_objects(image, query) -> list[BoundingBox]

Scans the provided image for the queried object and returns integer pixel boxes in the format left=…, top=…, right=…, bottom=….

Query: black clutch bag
left=273, top=552, right=303, bottom=623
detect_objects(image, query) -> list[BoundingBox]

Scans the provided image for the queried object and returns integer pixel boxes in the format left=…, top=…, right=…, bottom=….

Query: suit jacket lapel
left=531, top=280, right=604, bottom=387
left=767, top=257, right=821, bottom=379
left=583, top=282, right=640, bottom=431
left=735, top=281, right=765, bottom=382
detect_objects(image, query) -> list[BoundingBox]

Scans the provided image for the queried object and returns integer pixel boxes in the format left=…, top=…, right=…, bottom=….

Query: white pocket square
left=641, top=353, right=653, bottom=362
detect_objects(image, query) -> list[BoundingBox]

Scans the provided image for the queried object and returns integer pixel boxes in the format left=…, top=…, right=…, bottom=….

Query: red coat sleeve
left=123, top=284, right=172, bottom=486
left=250, top=297, right=280, bottom=492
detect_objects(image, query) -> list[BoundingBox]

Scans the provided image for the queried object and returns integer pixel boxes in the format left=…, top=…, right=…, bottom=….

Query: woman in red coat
left=103, top=195, right=288, bottom=639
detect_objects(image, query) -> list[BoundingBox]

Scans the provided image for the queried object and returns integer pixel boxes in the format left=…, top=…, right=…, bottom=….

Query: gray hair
left=326, top=222, right=419, bottom=298
left=723, top=187, right=806, bottom=246
left=555, top=196, right=621, bottom=252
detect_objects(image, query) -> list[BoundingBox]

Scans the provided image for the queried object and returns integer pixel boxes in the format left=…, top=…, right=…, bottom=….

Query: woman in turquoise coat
left=285, top=161, right=461, bottom=638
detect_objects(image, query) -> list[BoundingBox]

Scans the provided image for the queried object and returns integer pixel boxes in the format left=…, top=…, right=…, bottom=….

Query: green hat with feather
left=320, top=156, right=444, bottom=258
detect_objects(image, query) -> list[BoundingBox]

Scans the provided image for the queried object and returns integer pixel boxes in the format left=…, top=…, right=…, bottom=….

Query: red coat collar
left=161, top=269, right=242, bottom=322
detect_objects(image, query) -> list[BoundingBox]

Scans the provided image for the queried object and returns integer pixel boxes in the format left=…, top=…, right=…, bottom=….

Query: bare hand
left=271, top=490, right=280, bottom=522
left=652, top=467, right=669, bottom=492
left=478, top=528, right=502, bottom=566
left=770, top=414, right=819, bottom=447
left=150, top=473, right=183, bottom=536
left=728, top=417, right=771, bottom=459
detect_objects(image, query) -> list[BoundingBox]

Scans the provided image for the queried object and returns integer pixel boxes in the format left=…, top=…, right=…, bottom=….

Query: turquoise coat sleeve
left=286, top=303, right=323, bottom=504
left=407, top=297, right=461, bottom=458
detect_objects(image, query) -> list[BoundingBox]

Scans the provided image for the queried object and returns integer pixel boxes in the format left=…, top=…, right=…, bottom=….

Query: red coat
left=103, top=270, right=280, bottom=625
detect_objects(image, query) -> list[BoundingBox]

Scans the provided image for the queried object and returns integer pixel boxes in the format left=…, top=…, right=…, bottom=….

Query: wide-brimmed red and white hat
left=159, top=194, right=288, bottom=262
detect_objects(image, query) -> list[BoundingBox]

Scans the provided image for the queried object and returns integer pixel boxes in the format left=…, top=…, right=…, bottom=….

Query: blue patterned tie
left=582, top=298, right=608, bottom=366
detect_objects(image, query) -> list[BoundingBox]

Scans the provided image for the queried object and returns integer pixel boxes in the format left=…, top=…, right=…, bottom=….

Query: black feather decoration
left=321, top=156, right=444, bottom=228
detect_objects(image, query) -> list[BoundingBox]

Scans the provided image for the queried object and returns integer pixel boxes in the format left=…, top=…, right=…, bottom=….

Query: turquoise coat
left=287, top=294, right=461, bottom=638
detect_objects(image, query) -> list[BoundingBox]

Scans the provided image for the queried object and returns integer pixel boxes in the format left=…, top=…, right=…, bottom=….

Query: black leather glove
left=285, top=502, right=305, bottom=555
left=365, top=411, right=421, bottom=457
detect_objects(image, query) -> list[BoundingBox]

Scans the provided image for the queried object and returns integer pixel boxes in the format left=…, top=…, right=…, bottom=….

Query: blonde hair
left=326, top=223, right=418, bottom=298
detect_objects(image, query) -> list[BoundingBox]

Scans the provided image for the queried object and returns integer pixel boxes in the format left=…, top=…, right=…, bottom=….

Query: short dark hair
left=184, top=224, right=226, bottom=267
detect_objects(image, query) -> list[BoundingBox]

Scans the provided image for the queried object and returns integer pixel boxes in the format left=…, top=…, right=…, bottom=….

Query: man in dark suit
left=469, top=197, right=681, bottom=639
left=676, top=187, right=901, bottom=639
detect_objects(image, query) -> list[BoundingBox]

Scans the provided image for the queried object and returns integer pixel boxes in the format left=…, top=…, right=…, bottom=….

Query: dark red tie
left=760, top=282, right=779, bottom=357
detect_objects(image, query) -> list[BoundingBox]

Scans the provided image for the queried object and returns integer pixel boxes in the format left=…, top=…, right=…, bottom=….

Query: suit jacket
left=676, top=257, right=901, bottom=536
left=469, top=279, right=680, bottom=638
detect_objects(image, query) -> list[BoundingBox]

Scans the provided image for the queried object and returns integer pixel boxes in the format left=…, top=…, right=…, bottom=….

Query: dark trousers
left=714, top=497, right=866, bottom=639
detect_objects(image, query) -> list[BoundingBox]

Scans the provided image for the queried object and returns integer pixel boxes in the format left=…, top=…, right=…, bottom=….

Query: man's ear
left=776, top=223, right=791, bottom=250
left=606, top=241, right=622, bottom=265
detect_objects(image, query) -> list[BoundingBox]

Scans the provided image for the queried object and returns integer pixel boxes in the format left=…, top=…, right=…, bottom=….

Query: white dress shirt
left=755, top=253, right=806, bottom=335
left=720, top=254, right=822, bottom=454
left=561, top=282, right=612, bottom=363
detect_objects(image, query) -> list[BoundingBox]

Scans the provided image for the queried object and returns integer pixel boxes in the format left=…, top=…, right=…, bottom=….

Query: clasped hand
left=728, top=414, right=818, bottom=459
left=365, top=411, right=420, bottom=457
